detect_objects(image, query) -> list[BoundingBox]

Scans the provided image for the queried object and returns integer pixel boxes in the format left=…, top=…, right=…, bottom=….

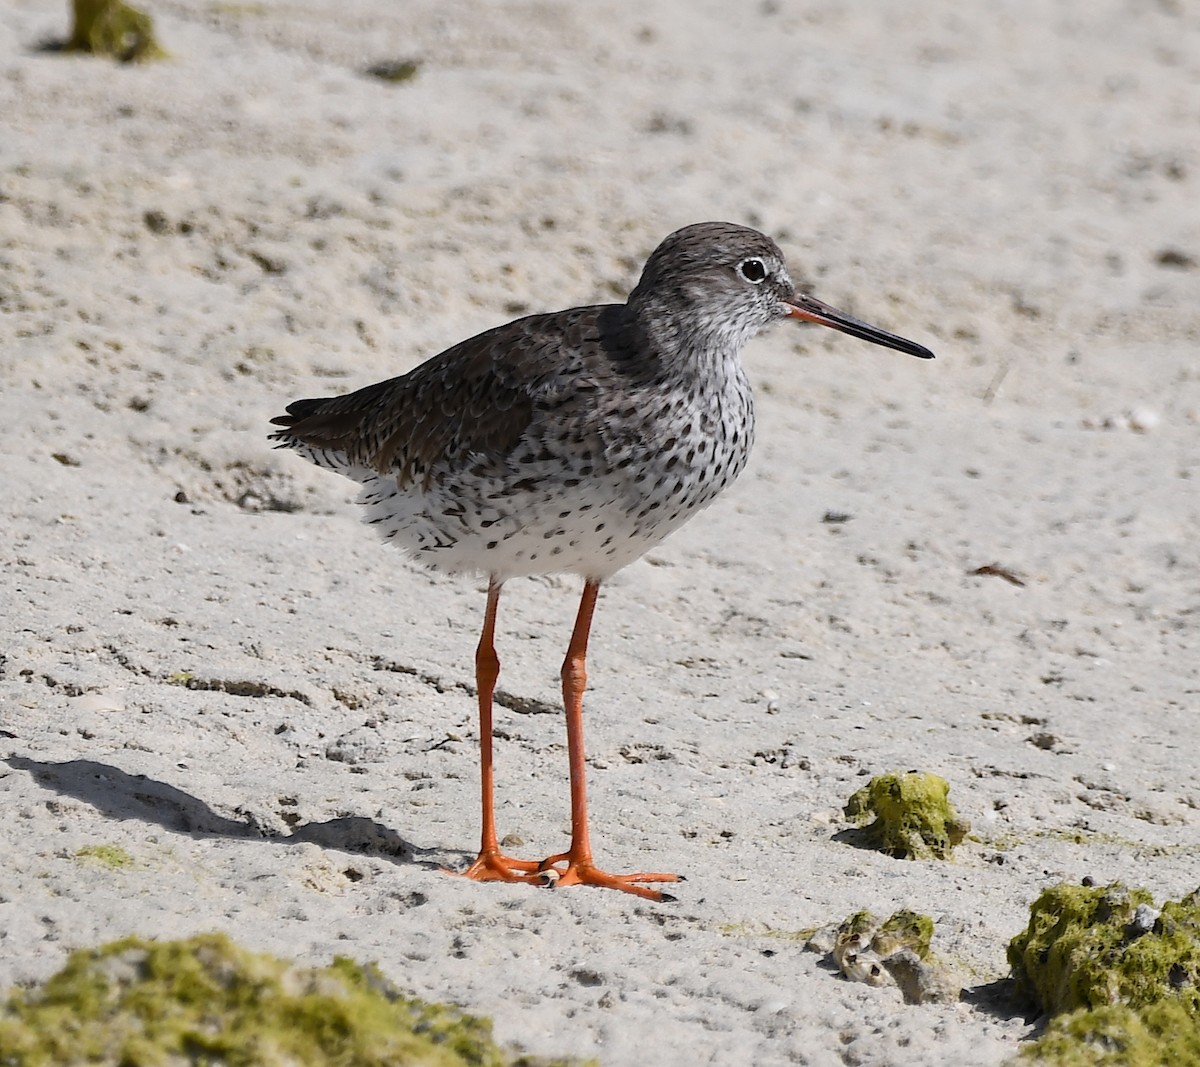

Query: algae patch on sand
left=0, top=933, right=586, bottom=1066
left=73, top=844, right=134, bottom=870
left=842, top=771, right=970, bottom=860
left=1009, top=883, right=1200, bottom=1065
left=364, top=59, right=422, bottom=83
left=65, top=0, right=167, bottom=62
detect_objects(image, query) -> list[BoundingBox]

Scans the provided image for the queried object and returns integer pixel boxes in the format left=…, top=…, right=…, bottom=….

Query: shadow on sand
left=6, top=755, right=448, bottom=869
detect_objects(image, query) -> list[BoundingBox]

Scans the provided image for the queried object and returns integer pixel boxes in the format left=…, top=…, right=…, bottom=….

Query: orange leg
left=534, top=579, right=680, bottom=901
left=457, top=580, right=541, bottom=883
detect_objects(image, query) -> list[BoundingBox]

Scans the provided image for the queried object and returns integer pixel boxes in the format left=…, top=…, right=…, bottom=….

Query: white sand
left=2, top=1, right=1198, bottom=1063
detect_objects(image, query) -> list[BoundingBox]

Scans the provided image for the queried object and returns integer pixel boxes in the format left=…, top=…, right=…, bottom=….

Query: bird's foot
left=451, top=849, right=544, bottom=884
left=533, top=854, right=680, bottom=902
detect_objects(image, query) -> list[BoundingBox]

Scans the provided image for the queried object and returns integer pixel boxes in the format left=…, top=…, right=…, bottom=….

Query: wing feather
left=269, top=306, right=613, bottom=487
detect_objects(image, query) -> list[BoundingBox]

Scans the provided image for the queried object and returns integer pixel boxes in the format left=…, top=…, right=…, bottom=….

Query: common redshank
left=270, top=222, right=933, bottom=901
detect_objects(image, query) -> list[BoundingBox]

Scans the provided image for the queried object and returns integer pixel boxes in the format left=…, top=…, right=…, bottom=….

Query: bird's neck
left=620, top=300, right=754, bottom=392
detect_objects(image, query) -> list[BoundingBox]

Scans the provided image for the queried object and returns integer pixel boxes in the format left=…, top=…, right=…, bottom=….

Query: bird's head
left=628, top=222, right=934, bottom=360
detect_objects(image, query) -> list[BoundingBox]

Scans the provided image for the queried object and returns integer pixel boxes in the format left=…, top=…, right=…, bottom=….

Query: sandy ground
left=2, top=1, right=1199, bottom=1063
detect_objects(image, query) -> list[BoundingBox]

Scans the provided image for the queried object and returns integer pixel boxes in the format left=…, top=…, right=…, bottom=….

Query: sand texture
left=2, top=1, right=1198, bottom=1063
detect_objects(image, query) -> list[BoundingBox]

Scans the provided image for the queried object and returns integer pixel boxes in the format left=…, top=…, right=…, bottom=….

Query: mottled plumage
left=270, top=222, right=933, bottom=900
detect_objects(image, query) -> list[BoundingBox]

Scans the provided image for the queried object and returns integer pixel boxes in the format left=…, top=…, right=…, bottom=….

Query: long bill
left=785, top=294, right=935, bottom=359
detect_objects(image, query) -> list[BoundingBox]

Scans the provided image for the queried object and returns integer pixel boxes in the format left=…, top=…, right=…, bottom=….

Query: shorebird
left=270, top=222, right=933, bottom=901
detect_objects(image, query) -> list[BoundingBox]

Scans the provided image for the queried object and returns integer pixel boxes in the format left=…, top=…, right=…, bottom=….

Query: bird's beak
left=785, top=294, right=934, bottom=359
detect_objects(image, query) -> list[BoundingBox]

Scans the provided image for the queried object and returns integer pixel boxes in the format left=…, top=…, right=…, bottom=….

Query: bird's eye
left=738, top=258, right=767, bottom=283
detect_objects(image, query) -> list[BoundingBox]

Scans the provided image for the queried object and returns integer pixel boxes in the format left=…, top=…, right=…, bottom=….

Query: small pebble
left=1128, top=903, right=1160, bottom=935
left=1127, top=408, right=1159, bottom=433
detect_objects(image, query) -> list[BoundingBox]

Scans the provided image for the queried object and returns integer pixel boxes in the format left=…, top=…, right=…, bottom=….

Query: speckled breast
left=357, top=370, right=756, bottom=582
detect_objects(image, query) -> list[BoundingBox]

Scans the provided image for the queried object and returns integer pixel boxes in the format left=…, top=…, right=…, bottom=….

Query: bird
left=270, top=222, right=933, bottom=901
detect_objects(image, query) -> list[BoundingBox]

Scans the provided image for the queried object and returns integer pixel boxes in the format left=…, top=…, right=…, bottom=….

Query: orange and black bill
left=786, top=294, right=934, bottom=360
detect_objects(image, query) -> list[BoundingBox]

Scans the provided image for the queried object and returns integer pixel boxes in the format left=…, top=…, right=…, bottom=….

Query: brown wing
left=269, top=306, right=611, bottom=488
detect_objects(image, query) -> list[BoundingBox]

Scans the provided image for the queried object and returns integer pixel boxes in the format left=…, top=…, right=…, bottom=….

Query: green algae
left=65, top=0, right=167, bottom=63
left=843, top=771, right=970, bottom=860
left=73, top=845, right=134, bottom=870
left=873, top=909, right=934, bottom=960
left=1022, top=1001, right=1200, bottom=1065
left=831, top=909, right=935, bottom=966
left=721, top=910, right=933, bottom=960
left=981, top=827, right=1191, bottom=858
left=0, top=933, right=586, bottom=1066
left=1008, top=883, right=1200, bottom=1017
left=837, top=909, right=878, bottom=942
left=825, top=909, right=959, bottom=1003
left=716, top=921, right=819, bottom=943
left=1010, top=883, right=1200, bottom=1066
left=364, top=59, right=422, bottom=83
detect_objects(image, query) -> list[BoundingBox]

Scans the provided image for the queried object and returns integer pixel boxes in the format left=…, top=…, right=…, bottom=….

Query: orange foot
left=534, top=854, right=680, bottom=901
left=450, top=849, right=544, bottom=884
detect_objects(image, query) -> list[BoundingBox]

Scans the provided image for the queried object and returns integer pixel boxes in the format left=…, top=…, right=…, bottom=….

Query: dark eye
left=738, top=258, right=767, bottom=283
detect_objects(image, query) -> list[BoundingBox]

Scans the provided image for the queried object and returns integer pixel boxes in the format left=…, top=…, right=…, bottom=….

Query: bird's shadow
left=6, top=756, right=448, bottom=870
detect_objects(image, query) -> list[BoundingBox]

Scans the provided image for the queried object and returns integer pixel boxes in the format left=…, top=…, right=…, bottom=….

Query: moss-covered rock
left=1009, top=883, right=1200, bottom=1064
left=65, top=0, right=167, bottom=62
left=831, top=910, right=889, bottom=986
left=830, top=908, right=933, bottom=964
left=0, top=933, right=586, bottom=1066
left=1021, top=1001, right=1200, bottom=1065
left=1008, top=883, right=1200, bottom=1017
left=874, top=909, right=935, bottom=960
left=843, top=771, right=969, bottom=860
left=822, top=908, right=959, bottom=1004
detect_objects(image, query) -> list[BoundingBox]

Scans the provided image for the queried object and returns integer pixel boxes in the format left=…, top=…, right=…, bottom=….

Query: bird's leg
left=458, top=579, right=541, bottom=882
left=535, top=579, right=680, bottom=901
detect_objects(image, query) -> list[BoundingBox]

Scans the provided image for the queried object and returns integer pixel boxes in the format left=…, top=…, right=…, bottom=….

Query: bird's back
left=270, top=307, right=602, bottom=481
